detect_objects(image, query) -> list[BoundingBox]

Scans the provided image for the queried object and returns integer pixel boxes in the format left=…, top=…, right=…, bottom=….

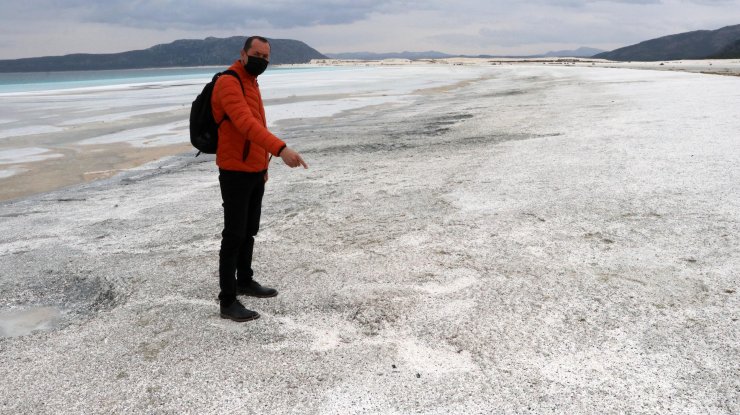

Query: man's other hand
left=280, top=147, right=308, bottom=169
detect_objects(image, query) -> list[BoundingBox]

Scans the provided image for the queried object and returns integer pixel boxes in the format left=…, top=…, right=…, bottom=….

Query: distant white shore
left=310, top=56, right=740, bottom=77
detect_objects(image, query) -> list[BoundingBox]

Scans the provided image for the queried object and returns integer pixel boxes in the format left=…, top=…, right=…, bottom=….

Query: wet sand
left=0, top=142, right=192, bottom=202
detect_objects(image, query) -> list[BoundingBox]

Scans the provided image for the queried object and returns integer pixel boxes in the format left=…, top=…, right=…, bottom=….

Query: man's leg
left=218, top=170, right=259, bottom=306
left=235, top=174, right=264, bottom=282
left=236, top=173, right=278, bottom=298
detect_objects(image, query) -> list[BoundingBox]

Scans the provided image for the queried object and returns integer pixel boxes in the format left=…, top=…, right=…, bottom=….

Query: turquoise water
left=0, top=65, right=344, bottom=93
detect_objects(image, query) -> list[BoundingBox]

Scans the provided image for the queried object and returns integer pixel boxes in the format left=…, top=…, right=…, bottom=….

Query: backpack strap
left=216, top=69, right=245, bottom=125
left=221, top=69, right=244, bottom=94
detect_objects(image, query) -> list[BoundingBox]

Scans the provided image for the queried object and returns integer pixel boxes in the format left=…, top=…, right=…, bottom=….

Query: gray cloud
left=7, top=0, right=665, bottom=31
left=8, top=0, right=415, bottom=30
left=1, top=0, right=739, bottom=58
left=3, top=0, right=732, bottom=31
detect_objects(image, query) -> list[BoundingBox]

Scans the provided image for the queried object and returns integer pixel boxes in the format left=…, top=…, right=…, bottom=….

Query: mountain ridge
left=0, top=37, right=327, bottom=72
left=594, top=24, right=740, bottom=61
left=4, top=23, right=739, bottom=73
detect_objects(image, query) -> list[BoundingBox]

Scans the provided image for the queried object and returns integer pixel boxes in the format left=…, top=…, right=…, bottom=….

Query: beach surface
left=0, top=63, right=738, bottom=414
left=0, top=64, right=489, bottom=201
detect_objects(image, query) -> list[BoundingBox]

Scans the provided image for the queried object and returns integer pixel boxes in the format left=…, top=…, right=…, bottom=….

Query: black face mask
left=244, top=56, right=269, bottom=77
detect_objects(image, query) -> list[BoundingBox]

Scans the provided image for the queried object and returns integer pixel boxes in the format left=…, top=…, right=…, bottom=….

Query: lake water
left=0, top=65, right=346, bottom=94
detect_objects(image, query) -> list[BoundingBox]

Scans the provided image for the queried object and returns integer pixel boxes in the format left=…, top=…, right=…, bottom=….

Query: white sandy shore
left=0, top=65, right=491, bottom=200
left=0, top=59, right=736, bottom=196
left=312, top=56, right=740, bottom=77
left=0, top=65, right=738, bottom=414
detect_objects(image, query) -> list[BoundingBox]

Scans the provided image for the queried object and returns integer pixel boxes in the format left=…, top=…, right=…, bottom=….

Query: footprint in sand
left=417, top=269, right=480, bottom=295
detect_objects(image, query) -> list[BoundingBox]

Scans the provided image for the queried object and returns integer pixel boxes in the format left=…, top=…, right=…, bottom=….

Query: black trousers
left=218, top=169, right=265, bottom=305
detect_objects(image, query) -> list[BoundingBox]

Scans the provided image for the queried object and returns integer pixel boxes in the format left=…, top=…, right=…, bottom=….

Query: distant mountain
left=542, top=47, right=605, bottom=58
left=0, top=37, right=327, bottom=72
left=326, top=51, right=454, bottom=60
left=594, top=24, right=740, bottom=61
left=710, top=39, right=740, bottom=59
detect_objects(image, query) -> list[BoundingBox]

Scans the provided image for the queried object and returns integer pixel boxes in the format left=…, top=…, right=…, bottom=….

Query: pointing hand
left=280, top=147, right=308, bottom=169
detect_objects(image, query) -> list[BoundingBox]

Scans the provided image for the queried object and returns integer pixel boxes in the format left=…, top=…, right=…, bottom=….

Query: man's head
left=240, top=36, right=270, bottom=77
left=240, top=36, right=270, bottom=65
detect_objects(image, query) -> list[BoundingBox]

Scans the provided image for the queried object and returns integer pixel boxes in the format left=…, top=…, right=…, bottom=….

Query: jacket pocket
left=242, top=141, right=251, bottom=161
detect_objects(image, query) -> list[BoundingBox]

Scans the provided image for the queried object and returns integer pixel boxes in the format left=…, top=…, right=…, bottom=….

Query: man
left=211, top=36, right=308, bottom=322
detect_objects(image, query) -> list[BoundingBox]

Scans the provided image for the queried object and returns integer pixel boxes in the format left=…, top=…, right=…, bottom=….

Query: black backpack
left=189, top=70, right=243, bottom=156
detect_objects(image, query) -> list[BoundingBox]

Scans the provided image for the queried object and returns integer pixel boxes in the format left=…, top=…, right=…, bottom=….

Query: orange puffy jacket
left=211, top=61, right=286, bottom=172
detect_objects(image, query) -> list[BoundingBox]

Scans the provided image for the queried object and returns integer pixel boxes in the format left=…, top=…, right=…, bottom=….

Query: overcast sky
left=0, top=0, right=738, bottom=59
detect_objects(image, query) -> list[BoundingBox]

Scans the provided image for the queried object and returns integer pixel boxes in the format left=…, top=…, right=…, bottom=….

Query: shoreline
left=1, top=59, right=737, bottom=204
left=0, top=63, right=494, bottom=203
left=0, top=142, right=193, bottom=203
left=312, top=56, right=740, bottom=77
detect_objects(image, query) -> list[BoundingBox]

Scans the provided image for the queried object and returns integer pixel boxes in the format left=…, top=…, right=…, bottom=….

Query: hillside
left=542, top=47, right=604, bottom=58
left=594, top=24, right=740, bottom=61
left=710, top=39, right=740, bottom=59
left=0, top=37, right=327, bottom=72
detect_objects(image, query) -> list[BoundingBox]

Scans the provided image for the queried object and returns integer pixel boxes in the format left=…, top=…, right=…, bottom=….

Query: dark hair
left=244, top=36, right=269, bottom=52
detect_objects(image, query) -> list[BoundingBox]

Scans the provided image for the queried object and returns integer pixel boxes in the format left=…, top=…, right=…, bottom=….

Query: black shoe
left=220, top=300, right=260, bottom=322
left=237, top=279, right=278, bottom=298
